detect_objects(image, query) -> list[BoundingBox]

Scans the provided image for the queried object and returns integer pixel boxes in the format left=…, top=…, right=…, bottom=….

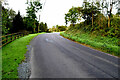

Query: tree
left=13, top=11, right=24, bottom=32
left=8, top=9, right=16, bottom=33
left=2, top=6, right=16, bottom=34
left=116, top=0, right=120, bottom=16
left=26, top=0, right=42, bottom=33
left=65, top=14, right=69, bottom=26
left=39, top=22, right=48, bottom=32
left=44, top=23, right=48, bottom=32
left=103, top=0, right=118, bottom=27
left=52, top=26, right=56, bottom=32
left=65, top=7, right=80, bottom=26
left=2, top=6, right=9, bottom=34
left=56, top=26, right=67, bottom=32
left=49, top=28, right=52, bottom=32
left=82, top=1, right=101, bottom=27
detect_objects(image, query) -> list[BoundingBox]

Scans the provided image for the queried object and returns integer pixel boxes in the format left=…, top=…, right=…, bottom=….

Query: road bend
left=30, top=33, right=120, bottom=78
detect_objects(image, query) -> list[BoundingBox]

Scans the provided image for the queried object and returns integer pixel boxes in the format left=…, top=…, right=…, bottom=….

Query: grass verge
left=60, top=31, right=120, bottom=57
left=1, top=32, right=45, bottom=78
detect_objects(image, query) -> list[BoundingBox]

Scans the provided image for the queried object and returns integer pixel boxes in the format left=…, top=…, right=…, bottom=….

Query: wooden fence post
left=18, top=33, right=19, bottom=39
left=22, top=32, right=24, bottom=37
left=6, top=35, right=8, bottom=43
left=11, top=34, right=12, bottom=41
left=15, top=33, right=16, bottom=40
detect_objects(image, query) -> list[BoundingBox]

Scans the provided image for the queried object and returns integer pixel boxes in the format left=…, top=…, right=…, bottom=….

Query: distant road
left=30, top=33, right=120, bottom=78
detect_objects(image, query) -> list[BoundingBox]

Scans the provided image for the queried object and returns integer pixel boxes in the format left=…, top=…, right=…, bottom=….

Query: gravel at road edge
left=17, top=45, right=32, bottom=80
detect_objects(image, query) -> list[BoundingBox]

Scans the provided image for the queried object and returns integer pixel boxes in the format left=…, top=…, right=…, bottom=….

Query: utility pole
left=38, top=15, right=40, bottom=33
left=37, top=0, right=46, bottom=33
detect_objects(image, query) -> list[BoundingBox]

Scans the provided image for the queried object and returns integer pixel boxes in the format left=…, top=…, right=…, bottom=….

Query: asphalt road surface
left=30, top=33, right=120, bottom=78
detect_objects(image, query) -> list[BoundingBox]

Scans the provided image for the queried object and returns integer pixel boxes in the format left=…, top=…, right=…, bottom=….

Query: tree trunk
left=100, top=15, right=102, bottom=29
left=34, top=20, right=35, bottom=33
left=92, top=12, right=93, bottom=28
left=108, top=0, right=113, bottom=28
left=34, top=28, right=35, bottom=33
left=108, top=15, right=110, bottom=28
left=38, top=24, right=39, bottom=33
left=38, top=15, right=40, bottom=33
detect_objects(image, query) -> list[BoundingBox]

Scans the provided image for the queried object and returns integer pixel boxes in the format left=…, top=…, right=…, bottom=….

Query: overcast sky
left=5, top=0, right=83, bottom=28
left=4, top=0, right=83, bottom=27
left=4, top=0, right=118, bottom=28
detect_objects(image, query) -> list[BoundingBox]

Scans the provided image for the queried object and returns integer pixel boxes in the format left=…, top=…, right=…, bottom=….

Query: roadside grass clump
left=1, top=32, right=45, bottom=78
left=60, top=31, right=120, bottom=57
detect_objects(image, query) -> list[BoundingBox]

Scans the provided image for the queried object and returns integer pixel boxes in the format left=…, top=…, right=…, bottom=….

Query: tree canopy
left=65, top=0, right=120, bottom=38
left=12, top=11, right=24, bottom=32
left=65, top=7, right=81, bottom=26
left=26, top=0, right=42, bottom=32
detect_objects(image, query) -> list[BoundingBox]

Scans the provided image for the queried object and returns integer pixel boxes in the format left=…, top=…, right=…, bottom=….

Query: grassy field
left=60, top=30, right=120, bottom=57
left=1, top=32, right=45, bottom=78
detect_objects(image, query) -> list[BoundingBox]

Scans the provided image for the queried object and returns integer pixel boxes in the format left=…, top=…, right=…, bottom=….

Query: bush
left=60, top=31, right=120, bottom=57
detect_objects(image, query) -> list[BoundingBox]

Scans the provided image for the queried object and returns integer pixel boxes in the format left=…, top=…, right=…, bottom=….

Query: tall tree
left=116, top=0, right=120, bottom=16
left=65, top=7, right=81, bottom=26
left=26, top=0, right=42, bottom=33
left=2, top=6, right=9, bottom=34
left=82, top=1, right=100, bottom=27
left=39, top=22, right=48, bottom=32
left=13, top=11, right=24, bottom=32
left=56, top=25, right=67, bottom=32
left=65, top=14, right=69, bottom=26
left=103, top=0, right=118, bottom=27
left=2, top=6, right=16, bottom=34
